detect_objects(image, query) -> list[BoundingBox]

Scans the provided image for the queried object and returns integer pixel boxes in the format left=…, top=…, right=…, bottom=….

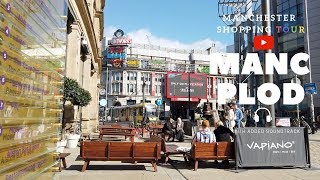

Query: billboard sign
left=166, top=72, right=207, bottom=99
left=235, top=127, right=308, bottom=168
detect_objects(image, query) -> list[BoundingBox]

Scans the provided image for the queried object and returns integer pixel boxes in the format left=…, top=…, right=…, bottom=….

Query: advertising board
left=235, top=127, right=308, bottom=168
left=166, top=72, right=207, bottom=99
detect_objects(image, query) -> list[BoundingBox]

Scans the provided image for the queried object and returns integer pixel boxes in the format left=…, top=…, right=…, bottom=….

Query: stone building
left=101, top=41, right=235, bottom=120
left=66, top=0, right=105, bottom=133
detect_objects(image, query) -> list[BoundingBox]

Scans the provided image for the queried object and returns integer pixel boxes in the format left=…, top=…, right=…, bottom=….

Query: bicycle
left=291, top=116, right=312, bottom=134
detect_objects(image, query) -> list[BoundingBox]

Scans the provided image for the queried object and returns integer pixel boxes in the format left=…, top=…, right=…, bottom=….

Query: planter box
left=57, top=140, right=67, bottom=153
left=67, top=134, right=80, bottom=148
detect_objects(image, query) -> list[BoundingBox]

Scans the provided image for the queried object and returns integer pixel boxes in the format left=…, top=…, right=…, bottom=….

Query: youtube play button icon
left=254, top=36, right=274, bottom=50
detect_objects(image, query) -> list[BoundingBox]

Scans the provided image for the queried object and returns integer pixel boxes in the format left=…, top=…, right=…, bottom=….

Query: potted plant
left=67, top=87, right=91, bottom=148
left=59, top=77, right=92, bottom=149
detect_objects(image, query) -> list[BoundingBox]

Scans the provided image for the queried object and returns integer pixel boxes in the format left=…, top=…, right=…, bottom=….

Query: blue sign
left=156, top=99, right=163, bottom=106
left=106, top=53, right=126, bottom=59
left=304, top=83, right=317, bottom=95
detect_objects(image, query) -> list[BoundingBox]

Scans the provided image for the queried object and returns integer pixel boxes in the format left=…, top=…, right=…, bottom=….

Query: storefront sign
left=149, top=59, right=166, bottom=69
left=108, top=37, right=132, bottom=45
left=235, top=127, right=308, bottom=168
left=166, top=72, right=207, bottom=99
left=106, top=53, right=126, bottom=59
left=108, top=46, right=125, bottom=53
left=127, top=59, right=140, bottom=68
left=197, top=65, right=210, bottom=74
left=110, top=59, right=123, bottom=68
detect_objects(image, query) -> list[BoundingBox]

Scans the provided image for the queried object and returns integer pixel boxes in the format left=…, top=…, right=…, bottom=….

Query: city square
left=1, top=0, right=320, bottom=179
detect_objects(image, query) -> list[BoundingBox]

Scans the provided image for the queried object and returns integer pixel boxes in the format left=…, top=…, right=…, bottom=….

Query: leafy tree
left=62, top=77, right=92, bottom=137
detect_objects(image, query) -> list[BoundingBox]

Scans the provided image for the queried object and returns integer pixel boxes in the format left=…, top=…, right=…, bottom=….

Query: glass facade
left=277, top=0, right=305, bottom=54
left=0, top=0, right=66, bottom=178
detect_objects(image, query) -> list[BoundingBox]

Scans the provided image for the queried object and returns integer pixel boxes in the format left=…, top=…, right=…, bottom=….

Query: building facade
left=66, top=0, right=105, bottom=133
left=101, top=40, right=235, bottom=120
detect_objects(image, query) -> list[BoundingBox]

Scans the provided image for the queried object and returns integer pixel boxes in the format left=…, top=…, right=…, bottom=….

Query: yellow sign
left=127, top=59, right=140, bottom=68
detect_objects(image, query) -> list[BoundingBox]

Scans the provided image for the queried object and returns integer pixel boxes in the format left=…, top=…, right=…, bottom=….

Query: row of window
left=111, top=77, right=235, bottom=96
left=112, top=72, right=165, bottom=82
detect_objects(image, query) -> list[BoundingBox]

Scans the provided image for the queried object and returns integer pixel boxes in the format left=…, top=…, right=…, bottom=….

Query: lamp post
left=261, top=0, right=276, bottom=127
left=188, top=71, right=191, bottom=120
left=291, top=75, right=301, bottom=119
left=105, top=63, right=112, bottom=121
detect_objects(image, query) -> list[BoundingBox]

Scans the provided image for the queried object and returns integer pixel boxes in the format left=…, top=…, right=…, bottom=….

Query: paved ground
left=55, top=132, right=320, bottom=180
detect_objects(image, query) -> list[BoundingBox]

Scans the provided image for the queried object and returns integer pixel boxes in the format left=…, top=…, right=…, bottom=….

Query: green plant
left=62, top=77, right=92, bottom=138
left=73, top=88, right=92, bottom=107
left=63, top=77, right=80, bottom=104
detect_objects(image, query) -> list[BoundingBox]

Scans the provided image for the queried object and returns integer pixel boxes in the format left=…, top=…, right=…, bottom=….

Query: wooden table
left=98, top=125, right=136, bottom=142
left=148, top=124, right=164, bottom=136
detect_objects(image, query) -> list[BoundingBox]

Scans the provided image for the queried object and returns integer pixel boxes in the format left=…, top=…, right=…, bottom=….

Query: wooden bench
left=80, top=141, right=161, bottom=172
left=190, top=142, right=235, bottom=171
left=99, top=126, right=135, bottom=142
left=149, top=135, right=187, bottom=163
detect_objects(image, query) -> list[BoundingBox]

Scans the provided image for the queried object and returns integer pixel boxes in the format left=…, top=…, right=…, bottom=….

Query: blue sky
left=103, top=0, right=233, bottom=51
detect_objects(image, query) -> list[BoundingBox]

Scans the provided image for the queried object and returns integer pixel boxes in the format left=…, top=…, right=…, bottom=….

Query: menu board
left=0, top=0, right=66, bottom=178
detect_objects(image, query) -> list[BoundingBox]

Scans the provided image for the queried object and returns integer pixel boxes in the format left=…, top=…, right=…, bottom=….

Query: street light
left=105, top=63, right=112, bottom=121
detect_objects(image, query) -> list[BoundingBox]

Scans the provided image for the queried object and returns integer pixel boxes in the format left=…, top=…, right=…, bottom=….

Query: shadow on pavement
left=67, top=165, right=147, bottom=171
left=168, top=160, right=236, bottom=170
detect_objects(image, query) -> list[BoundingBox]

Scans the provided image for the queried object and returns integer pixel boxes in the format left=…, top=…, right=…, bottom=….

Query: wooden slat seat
left=191, top=142, right=235, bottom=171
left=80, top=141, right=161, bottom=172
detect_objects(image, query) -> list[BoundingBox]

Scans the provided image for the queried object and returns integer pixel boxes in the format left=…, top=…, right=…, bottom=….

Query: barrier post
left=304, top=127, right=311, bottom=168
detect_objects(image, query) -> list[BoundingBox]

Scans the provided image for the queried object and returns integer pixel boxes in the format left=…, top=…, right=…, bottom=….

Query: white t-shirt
left=193, top=128, right=216, bottom=143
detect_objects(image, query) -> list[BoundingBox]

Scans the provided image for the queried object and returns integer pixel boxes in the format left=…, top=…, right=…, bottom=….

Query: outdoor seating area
left=55, top=120, right=315, bottom=180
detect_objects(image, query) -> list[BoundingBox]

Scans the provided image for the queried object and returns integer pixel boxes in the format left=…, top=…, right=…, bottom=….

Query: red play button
left=254, top=36, right=274, bottom=50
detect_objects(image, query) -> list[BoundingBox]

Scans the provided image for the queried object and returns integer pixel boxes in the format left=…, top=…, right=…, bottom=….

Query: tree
left=62, top=77, right=92, bottom=137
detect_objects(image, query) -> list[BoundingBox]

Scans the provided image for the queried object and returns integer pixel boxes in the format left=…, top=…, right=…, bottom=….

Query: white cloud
left=104, top=26, right=226, bottom=52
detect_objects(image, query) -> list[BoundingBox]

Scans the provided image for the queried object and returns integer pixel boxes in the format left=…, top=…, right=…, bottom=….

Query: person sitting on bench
left=192, top=120, right=216, bottom=143
left=162, top=118, right=175, bottom=142
left=214, top=120, right=234, bottom=164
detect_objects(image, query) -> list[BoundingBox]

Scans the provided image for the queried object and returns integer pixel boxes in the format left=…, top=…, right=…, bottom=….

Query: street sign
left=156, top=99, right=163, bottom=106
left=304, top=83, right=317, bottom=95
left=99, top=88, right=106, bottom=95
left=99, top=99, right=107, bottom=106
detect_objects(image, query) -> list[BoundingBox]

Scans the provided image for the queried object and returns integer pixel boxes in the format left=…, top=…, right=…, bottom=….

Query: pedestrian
left=107, top=115, right=111, bottom=122
left=225, top=104, right=235, bottom=132
left=241, top=108, right=248, bottom=128
left=230, top=103, right=243, bottom=129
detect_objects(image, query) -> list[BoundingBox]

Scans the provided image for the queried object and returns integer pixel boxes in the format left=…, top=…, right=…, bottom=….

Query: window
left=142, top=83, right=151, bottom=95
left=127, top=84, right=137, bottom=93
left=156, top=85, right=161, bottom=94
left=208, top=77, right=213, bottom=98
left=127, top=71, right=137, bottom=81
left=112, top=72, right=123, bottom=81
left=141, top=72, right=151, bottom=82
left=155, top=73, right=162, bottom=82
left=112, top=83, right=122, bottom=94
